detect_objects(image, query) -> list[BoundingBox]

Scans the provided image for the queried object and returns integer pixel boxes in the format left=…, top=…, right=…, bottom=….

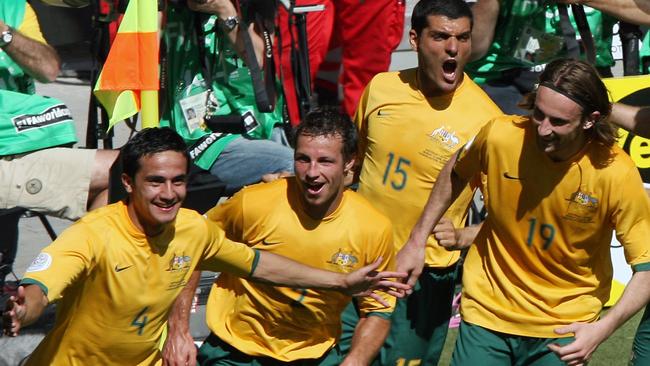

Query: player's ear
left=344, top=154, right=356, bottom=174
left=409, top=29, right=419, bottom=52
left=121, top=173, right=134, bottom=193
left=582, top=110, right=601, bottom=130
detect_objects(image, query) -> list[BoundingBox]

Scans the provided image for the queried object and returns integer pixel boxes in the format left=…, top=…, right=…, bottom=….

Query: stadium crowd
left=2, top=0, right=650, bottom=365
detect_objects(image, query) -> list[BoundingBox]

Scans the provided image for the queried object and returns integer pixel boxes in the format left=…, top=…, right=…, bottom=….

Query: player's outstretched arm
left=2, top=285, right=48, bottom=336
left=548, top=270, right=650, bottom=365
left=609, top=103, right=650, bottom=139
left=398, top=152, right=469, bottom=288
left=163, top=271, right=201, bottom=366
left=250, top=255, right=409, bottom=303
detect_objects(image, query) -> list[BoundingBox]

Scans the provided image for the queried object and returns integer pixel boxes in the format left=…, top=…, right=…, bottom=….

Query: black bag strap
left=570, top=4, right=596, bottom=64
left=557, top=4, right=580, bottom=59
left=239, top=15, right=276, bottom=112
left=620, top=21, right=642, bottom=76
left=557, top=4, right=596, bottom=63
left=258, top=14, right=278, bottom=113
left=194, top=12, right=215, bottom=90
left=193, top=6, right=276, bottom=113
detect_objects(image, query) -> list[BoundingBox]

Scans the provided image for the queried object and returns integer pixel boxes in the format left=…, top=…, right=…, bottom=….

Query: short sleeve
left=17, top=4, right=48, bottom=44
left=453, top=119, right=493, bottom=181
left=356, top=222, right=397, bottom=315
left=611, top=167, right=650, bottom=271
left=21, top=223, right=96, bottom=301
left=198, top=219, right=258, bottom=277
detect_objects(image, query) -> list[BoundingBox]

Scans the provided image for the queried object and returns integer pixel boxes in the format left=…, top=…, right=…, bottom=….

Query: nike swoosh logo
left=261, top=239, right=280, bottom=245
left=377, top=109, right=389, bottom=117
left=503, top=172, right=523, bottom=180
left=114, top=264, right=133, bottom=272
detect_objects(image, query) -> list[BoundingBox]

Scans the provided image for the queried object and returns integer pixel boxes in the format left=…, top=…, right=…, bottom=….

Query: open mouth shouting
left=442, top=59, right=458, bottom=83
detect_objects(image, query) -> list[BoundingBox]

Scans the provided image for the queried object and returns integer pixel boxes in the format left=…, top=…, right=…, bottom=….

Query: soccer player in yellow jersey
left=163, top=108, right=398, bottom=366
left=2, top=128, right=408, bottom=366
left=341, top=0, right=502, bottom=364
left=399, top=58, right=650, bottom=366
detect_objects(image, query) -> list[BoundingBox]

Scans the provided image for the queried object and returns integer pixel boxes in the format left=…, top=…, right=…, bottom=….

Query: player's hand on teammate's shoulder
left=343, top=258, right=410, bottom=306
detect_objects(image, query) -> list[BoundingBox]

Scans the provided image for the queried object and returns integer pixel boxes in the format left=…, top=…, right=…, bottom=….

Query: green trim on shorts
left=20, top=278, right=48, bottom=297
left=633, top=262, right=650, bottom=272
left=250, top=249, right=260, bottom=276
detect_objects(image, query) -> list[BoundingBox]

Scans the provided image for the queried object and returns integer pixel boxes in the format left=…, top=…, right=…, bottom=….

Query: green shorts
left=339, top=265, right=457, bottom=366
left=451, top=321, right=575, bottom=366
left=631, top=303, right=650, bottom=365
left=197, top=333, right=341, bottom=366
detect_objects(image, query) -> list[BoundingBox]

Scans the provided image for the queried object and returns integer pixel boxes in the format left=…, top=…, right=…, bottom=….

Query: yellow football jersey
left=22, top=201, right=257, bottom=366
left=356, top=69, right=502, bottom=267
left=454, top=116, right=650, bottom=337
left=204, top=178, right=396, bottom=361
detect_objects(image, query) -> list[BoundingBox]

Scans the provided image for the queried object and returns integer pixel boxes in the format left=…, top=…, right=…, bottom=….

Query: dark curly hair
left=293, top=107, right=357, bottom=161
left=120, top=127, right=189, bottom=178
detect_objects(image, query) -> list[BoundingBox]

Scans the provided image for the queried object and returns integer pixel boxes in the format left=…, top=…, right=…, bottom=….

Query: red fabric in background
left=277, top=0, right=405, bottom=125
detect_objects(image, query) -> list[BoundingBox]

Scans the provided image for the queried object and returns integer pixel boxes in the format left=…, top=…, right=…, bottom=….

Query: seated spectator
left=161, top=0, right=293, bottom=195
left=0, top=91, right=116, bottom=219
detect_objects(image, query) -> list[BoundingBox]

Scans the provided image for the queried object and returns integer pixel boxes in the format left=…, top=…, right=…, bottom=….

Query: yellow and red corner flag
left=94, top=0, right=159, bottom=129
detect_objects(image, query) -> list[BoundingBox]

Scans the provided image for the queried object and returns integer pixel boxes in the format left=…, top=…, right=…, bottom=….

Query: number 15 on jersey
left=383, top=152, right=411, bottom=191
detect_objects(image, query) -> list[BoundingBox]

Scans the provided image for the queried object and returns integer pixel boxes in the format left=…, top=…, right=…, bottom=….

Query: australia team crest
left=327, top=249, right=358, bottom=271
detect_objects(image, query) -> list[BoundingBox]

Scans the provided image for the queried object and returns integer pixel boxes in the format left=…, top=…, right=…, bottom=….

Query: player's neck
left=416, top=69, right=461, bottom=98
left=302, top=191, right=344, bottom=220
left=126, top=203, right=165, bottom=237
